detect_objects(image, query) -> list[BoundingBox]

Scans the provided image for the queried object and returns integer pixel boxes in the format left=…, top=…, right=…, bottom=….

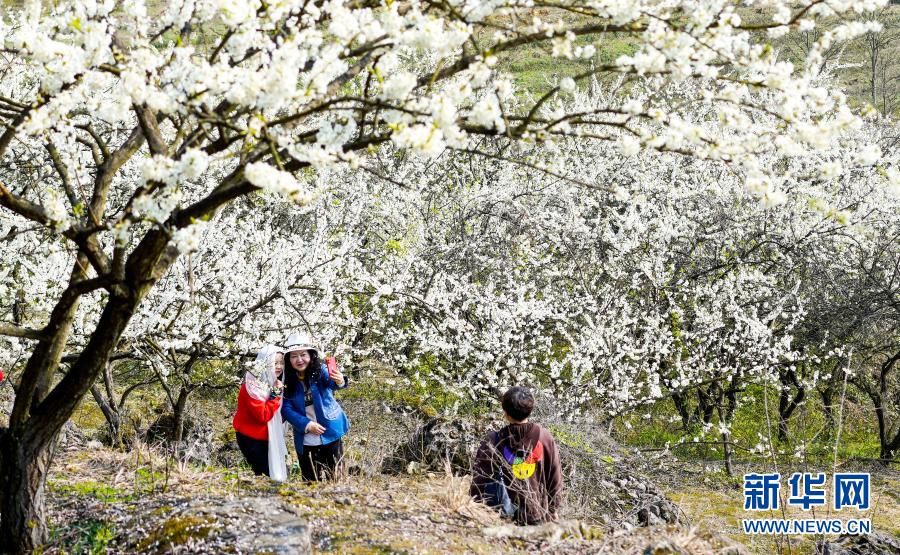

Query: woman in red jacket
left=232, top=345, right=287, bottom=478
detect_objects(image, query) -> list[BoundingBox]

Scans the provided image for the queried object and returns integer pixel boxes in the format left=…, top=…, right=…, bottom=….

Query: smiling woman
left=281, top=331, right=350, bottom=482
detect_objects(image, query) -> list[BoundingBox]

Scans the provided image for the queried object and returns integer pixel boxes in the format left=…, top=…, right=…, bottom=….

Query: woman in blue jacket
left=281, top=331, right=350, bottom=481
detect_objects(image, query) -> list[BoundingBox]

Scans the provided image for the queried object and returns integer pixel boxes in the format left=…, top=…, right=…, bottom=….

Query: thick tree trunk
left=720, top=385, right=739, bottom=476
left=1, top=235, right=178, bottom=551
left=695, top=385, right=716, bottom=425
left=872, top=394, right=900, bottom=464
left=777, top=389, right=791, bottom=442
left=875, top=351, right=900, bottom=464
left=0, top=428, right=57, bottom=554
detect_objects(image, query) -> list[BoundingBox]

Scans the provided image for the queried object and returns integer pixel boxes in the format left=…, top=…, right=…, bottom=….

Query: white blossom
left=381, top=72, right=417, bottom=101
left=245, top=163, right=309, bottom=202
left=171, top=221, right=207, bottom=253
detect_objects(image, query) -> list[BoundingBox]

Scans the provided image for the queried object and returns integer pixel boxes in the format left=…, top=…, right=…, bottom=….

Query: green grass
left=545, top=423, right=600, bottom=455
left=498, top=33, right=638, bottom=96
left=614, top=383, right=882, bottom=468
left=134, top=467, right=167, bottom=494
left=48, top=480, right=132, bottom=503
left=52, top=519, right=116, bottom=555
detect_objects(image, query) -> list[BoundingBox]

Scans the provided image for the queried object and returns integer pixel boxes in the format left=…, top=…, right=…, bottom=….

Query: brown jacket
left=470, top=422, right=563, bottom=524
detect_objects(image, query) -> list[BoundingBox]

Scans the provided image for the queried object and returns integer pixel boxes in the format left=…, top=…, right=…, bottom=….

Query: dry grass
left=417, top=461, right=500, bottom=525
left=49, top=390, right=900, bottom=554
left=54, top=439, right=255, bottom=499
left=870, top=473, right=900, bottom=537
left=598, top=525, right=749, bottom=554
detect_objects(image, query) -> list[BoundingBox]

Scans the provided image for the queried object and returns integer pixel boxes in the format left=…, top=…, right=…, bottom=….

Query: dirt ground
left=43, top=444, right=749, bottom=554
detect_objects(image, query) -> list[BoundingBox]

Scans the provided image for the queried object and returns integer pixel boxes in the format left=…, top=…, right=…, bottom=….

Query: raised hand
left=326, top=356, right=344, bottom=386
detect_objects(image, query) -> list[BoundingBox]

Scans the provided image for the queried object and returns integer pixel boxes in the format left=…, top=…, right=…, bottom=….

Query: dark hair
left=284, top=349, right=321, bottom=397
left=501, top=386, right=534, bottom=422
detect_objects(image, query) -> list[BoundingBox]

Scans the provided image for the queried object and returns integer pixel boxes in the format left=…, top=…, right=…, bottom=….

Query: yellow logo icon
left=512, top=462, right=536, bottom=480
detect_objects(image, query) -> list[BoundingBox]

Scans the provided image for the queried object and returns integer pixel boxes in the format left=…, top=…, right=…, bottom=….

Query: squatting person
left=470, top=386, right=563, bottom=524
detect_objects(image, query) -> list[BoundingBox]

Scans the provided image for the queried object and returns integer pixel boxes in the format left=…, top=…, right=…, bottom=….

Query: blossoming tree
left=0, top=0, right=896, bottom=549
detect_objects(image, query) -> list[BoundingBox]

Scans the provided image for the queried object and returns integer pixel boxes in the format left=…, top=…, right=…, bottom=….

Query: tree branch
left=0, top=323, right=44, bottom=340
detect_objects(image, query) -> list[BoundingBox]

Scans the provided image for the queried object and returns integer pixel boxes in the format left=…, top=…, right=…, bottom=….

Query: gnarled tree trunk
left=0, top=231, right=176, bottom=552
left=90, top=362, right=123, bottom=447
left=0, top=429, right=57, bottom=553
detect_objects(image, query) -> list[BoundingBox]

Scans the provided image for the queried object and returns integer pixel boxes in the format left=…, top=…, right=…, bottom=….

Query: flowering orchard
left=1, top=0, right=899, bottom=551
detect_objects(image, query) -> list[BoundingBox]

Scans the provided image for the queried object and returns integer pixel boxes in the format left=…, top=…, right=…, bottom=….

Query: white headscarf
left=244, top=344, right=288, bottom=482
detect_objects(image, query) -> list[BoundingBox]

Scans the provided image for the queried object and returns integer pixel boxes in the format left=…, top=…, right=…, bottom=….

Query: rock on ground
left=818, top=532, right=900, bottom=554
left=144, top=412, right=216, bottom=463
left=121, top=496, right=310, bottom=554
left=559, top=439, right=686, bottom=529
left=382, top=417, right=485, bottom=474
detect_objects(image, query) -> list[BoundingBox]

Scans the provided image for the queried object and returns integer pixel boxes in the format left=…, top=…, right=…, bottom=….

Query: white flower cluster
left=245, top=162, right=310, bottom=203
left=171, top=220, right=208, bottom=253
left=132, top=189, right=182, bottom=223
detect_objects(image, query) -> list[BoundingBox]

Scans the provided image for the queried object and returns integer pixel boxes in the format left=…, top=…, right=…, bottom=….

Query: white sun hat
left=283, top=331, right=320, bottom=355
